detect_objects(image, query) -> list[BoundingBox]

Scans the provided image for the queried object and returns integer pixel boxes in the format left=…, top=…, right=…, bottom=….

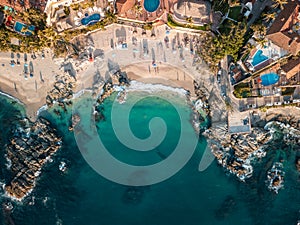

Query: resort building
left=281, top=57, right=300, bottom=81
left=266, top=0, right=300, bottom=56
left=44, top=0, right=107, bottom=31
left=115, top=0, right=167, bottom=22
left=0, top=0, right=47, bottom=12
left=44, top=0, right=82, bottom=26
left=173, top=0, right=211, bottom=25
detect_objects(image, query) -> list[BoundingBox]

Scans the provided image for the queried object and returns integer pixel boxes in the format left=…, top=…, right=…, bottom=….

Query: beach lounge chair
left=77, top=11, right=83, bottom=18
left=88, top=8, right=93, bottom=14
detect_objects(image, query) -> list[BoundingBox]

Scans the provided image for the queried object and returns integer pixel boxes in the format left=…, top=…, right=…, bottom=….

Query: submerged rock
left=215, top=195, right=236, bottom=220
left=122, top=187, right=145, bottom=205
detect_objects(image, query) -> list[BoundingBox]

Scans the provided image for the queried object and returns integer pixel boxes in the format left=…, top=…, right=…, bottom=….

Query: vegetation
left=212, top=0, right=229, bottom=15
left=250, top=23, right=267, bottom=37
left=281, top=87, right=296, bottom=96
left=132, top=4, right=143, bottom=19
left=0, top=7, right=119, bottom=56
left=70, top=3, right=80, bottom=11
left=225, top=99, right=234, bottom=112
left=272, top=0, right=288, bottom=10
left=64, top=9, right=116, bottom=41
left=228, top=6, right=242, bottom=21
left=199, top=21, right=247, bottom=72
left=167, top=14, right=209, bottom=31
left=18, top=8, right=47, bottom=29
left=64, top=6, right=70, bottom=16
left=143, top=23, right=153, bottom=30
left=233, top=82, right=251, bottom=98
left=0, top=8, right=55, bottom=53
left=218, top=19, right=235, bottom=35
left=263, top=12, right=276, bottom=22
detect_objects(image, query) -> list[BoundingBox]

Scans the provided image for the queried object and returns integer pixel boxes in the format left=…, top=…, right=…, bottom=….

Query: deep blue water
left=252, top=50, right=268, bottom=67
left=144, top=0, right=160, bottom=13
left=260, top=73, right=279, bottom=86
left=0, top=92, right=299, bottom=225
left=81, top=13, right=101, bottom=26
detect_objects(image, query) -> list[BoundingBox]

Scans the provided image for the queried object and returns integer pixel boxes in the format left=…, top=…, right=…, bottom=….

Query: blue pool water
left=251, top=50, right=268, bottom=67
left=81, top=13, right=100, bottom=26
left=260, top=73, right=279, bottom=86
left=14, top=21, right=35, bottom=36
left=144, top=0, right=160, bottom=12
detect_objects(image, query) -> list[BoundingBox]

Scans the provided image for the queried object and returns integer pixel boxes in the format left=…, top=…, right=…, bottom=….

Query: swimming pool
left=81, top=13, right=100, bottom=26
left=260, top=73, right=279, bottom=86
left=144, top=0, right=160, bottom=12
left=14, top=21, right=35, bottom=36
left=251, top=49, right=268, bottom=67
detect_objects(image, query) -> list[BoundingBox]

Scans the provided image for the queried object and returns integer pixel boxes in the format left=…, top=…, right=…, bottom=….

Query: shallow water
left=0, top=91, right=299, bottom=225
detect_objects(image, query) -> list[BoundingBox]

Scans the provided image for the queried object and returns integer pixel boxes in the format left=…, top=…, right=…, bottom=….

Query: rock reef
left=204, top=111, right=300, bottom=185
left=204, top=127, right=271, bottom=181
left=46, top=73, right=76, bottom=107
left=4, top=118, right=61, bottom=201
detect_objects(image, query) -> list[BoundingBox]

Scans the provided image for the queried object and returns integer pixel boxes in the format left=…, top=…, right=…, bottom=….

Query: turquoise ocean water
left=0, top=91, right=299, bottom=225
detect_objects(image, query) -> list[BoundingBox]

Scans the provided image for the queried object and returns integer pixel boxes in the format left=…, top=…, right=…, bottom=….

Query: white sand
left=0, top=50, right=61, bottom=120
left=0, top=24, right=214, bottom=120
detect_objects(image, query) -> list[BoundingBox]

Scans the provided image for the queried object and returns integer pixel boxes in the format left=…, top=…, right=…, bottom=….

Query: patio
left=116, top=0, right=165, bottom=22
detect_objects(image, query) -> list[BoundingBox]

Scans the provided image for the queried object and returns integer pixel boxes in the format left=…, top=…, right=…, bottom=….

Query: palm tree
left=185, top=16, right=193, bottom=28
left=272, top=0, right=288, bottom=10
left=242, top=42, right=255, bottom=54
left=250, top=23, right=266, bottom=37
left=263, top=12, right=276, bottom=22
left=256, top=38, right=268, bottom=48
left=132, top=3, right=143, bottom=19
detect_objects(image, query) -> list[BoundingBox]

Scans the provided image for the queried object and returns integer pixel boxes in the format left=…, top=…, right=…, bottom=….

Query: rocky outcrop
left=204, top=111, right=300, bottom=184
left=46, top=73, right=76, bottom=107
left=204, top=127, right=271, bottom=181
left=4, top=118, right=61, bottom=201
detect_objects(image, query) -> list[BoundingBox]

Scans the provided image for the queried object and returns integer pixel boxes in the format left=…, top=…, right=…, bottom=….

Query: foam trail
left=127, top=81, right=187, bottom=96
left=72, top=89, right=87, bottom=99
left=37, top=105, right=48, bottom=116
left=0, top=91, right=24, bottom=105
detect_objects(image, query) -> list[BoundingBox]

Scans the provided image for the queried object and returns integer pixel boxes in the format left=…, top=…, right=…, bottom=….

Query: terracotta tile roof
left=0, top=0, right=47, bottom=12
left=266, top=0, right=300, bottom=55
left=281, top=57, right=300, bottom=79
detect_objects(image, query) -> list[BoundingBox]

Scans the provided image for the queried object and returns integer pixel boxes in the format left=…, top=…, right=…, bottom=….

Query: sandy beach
left=122, top=62, right=195, bottom=96
left=0, top=24, right=216, bottom=120
left=0, top=50, right=61, bottom=119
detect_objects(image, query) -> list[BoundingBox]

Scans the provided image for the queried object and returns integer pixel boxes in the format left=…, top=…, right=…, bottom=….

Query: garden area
left=281, top=87, right=296, bottom=96
left=228, top=6, right=242, bottom=21
left=167, top=14, right=209, bottom=31
left=233, top=82, right=252, bottom=98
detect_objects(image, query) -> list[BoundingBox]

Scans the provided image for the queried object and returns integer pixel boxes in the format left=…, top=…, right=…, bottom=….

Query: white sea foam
left=0, top=91, right=24, bottom=105
left=126, top=81, right=187, bottom=95
left=72, top=89, right=85, bottom=99
left=37, top=104, right=48, bottom=116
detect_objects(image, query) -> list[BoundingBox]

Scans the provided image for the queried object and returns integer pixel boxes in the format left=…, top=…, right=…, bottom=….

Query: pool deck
left=116, top=0, right=172, bottom=22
